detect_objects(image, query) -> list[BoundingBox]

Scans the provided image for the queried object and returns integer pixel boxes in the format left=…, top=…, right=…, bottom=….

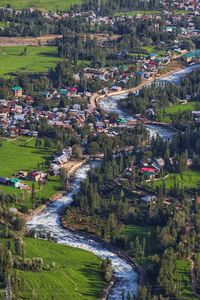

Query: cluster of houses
left=139, top=158, right=165, bottom=180
left=50, top=147, right=72, bottom=175
left=0, top=85, right=92, bottom=137
left=0, top=170, right=48, bottom=190
left=0, top=176, right=30, bottom=190
left=0, top=146, right=73, bottom=190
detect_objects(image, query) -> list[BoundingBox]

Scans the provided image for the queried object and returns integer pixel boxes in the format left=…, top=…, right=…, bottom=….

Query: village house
left=11, top=86, right=23, bottom=98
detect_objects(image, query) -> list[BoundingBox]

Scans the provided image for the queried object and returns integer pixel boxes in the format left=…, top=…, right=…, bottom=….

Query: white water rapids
left=27, top=64, right=200, bottom=299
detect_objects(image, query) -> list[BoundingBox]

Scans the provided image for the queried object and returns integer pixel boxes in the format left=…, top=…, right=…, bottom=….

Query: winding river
left=27, top=64, right=199, bottom=299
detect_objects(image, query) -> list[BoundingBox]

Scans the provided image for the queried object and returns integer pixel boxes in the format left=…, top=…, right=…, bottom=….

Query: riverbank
left=25, top=158, right=88, bottom=222
left=60, top=219, right=142, bottom=298
left=26, top=162, right=138, bottom=299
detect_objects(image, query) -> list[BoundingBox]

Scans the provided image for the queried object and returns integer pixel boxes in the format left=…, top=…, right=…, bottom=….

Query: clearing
left=119, top=225, right=157, bottom=264
left=173, top=259, right=198, bottom=300
left=156, top=102, right=196, bottom=123
left=148, top=170, right=200, bottom=190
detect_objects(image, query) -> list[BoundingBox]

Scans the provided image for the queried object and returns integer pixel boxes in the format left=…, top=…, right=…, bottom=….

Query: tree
left=88, top=141, right=100, bottom=154
left=72, top=144, right=82, bottom=159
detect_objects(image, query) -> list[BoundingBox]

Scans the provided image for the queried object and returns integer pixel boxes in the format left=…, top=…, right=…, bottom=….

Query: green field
left=148, top=170, right=200, bottom=190
left=0, top=46, right=63, bottom=77
left=156, top=102, right=196, bottom=123
left=0, top=0, right=82, bottom=11
left=0, top=137, right=63, bottom=208
left=119, top=225, right=157, bottom=263
left=0, top=137, right=53, bottom=177
left=173, top=259, right=198, bottom=300
left=17, top=238, right=106, bottom=299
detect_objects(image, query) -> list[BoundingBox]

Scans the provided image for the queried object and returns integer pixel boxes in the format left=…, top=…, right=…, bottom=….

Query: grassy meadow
left=173, top=259, right=198, bottom=300
left=0, top=137, right=63, bottom=209
left=16, top=238, right=106, bottom=300
left=119, top=225, right=157, bottom=264
left=0, top=137, right=53, bottom=177
left=148, top=170, right=200, bottom=190
left=0, top=46, right=63, bottom=77
left=0, top=0, right=82, bottom=11
left=156, top=102, right=196, bottom=123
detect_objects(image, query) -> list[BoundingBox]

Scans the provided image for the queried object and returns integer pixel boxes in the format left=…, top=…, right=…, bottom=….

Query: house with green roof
left=181, top=50, right=200, bottom=62
left=11, top=86, right=23, bottom=97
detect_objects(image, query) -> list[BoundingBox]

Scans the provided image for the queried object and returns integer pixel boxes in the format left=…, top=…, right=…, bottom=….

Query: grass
left=0, top=137, right=63, bottom=209
left=0, top=46, right=63, bottom=77
left=0, top=0, right=82, bottom=11
left=142, top=45, right=166, bottom=56
left=0, top=137, right=52, bottom=177
left=148, top=170, right=200, bottom=190
left=156, top=102, right=196, bottom=123
left=129, top=45, right=166, bottom=57
left=119, top=225, right=157, bottom=264
left=173, top=259, right=198, bottom=300
left=17, top=238, right=106, bottom=300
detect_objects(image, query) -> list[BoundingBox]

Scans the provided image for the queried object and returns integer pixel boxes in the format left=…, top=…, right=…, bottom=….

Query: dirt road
left=0, top=35, right=63, bottom=46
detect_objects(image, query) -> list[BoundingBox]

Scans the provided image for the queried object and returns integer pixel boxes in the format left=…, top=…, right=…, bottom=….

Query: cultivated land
left=156, top=102, right=196, bottom=123
left=0, top=0, right=82, bottom=11
left=0, top=46, right=63, bottom=77
left=173, top=259, right=198, bottom=299
left=0, top=137, right=63, bottom=209
left=17, top=238, right=106, bottom=299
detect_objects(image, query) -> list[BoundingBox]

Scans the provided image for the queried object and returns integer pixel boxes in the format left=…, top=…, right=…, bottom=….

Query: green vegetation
left=115, top=10, right=190, bottom=17
left=0, top=46, right=63, bottom=77
left=142, top=46, right=166, bottom=56
left=115, top=10, right=161, bottom=17
left=120, top=225, right=157, bottom=254
left=173, top=259, right=197, bottom=299
left=149, top=170, right=200, bottom=190
left=0, top=137, right=63, bottom=209
left=156, top=102, right=196, bottom=123
left=0, top=21, right=19, bottom=28
left=0, top=0, right=82, bottom=11
left=15, top=238, right=106, bottom=300
left=0, top=137, right=52, bottom=177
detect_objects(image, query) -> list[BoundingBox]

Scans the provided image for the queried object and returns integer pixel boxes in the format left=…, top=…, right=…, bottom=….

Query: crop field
left=156, top=102, right=196, bottom=123
left=18, top=238, right=106, bottom=299
left=0, top=137, right=63, bottom=209
left=0, top=0, right=82, bottom=11
left=0, top=46, right=62, bottom=77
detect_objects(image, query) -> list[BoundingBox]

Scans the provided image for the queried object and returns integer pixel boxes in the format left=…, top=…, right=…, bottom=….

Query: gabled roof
left=11, top=86, right=22, bottom=91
